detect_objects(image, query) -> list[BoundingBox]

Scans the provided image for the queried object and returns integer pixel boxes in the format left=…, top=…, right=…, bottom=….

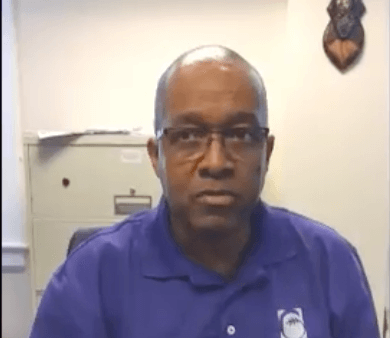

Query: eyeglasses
left=156, top=125, right=269, bottom=161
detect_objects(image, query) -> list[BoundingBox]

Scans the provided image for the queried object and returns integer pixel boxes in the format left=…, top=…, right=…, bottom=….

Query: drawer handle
left=114, top=189, right=152, bottom=215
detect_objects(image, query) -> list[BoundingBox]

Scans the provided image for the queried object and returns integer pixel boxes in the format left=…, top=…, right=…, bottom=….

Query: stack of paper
left=37, top=126, right=145, bottom=140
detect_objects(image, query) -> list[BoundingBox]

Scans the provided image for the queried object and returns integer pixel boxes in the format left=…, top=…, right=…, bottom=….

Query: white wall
left=16, top=0, right=288, bottom=136
left=6, top=0, right=389, bottom=335
left=2, top=272, right=33, bottom=338
left=280, top=0, right=389, bottom=329
left=2, top=0, right=32, bottom=337
left=2, top=0, right=26, bottom=245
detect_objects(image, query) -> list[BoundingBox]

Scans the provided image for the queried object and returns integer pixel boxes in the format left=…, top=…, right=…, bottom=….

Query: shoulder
left=263, top=205, right=379, bottom=336
left=58, top=207, right=158, bottom=276
left=265, top=204, right=358, bottom=261
left=263, top=204, right=372, bottom=303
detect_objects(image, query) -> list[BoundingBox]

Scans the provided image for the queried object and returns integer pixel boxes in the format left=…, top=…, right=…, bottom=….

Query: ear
left=147, top=137, right=160, bottom=178
left=265, top=135, right=275, bottom=169
left=327, top=0, right=337, bottom=18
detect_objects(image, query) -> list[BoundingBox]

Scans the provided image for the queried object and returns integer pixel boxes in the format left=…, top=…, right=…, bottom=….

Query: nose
left=198, top=134, right=234, bottom=179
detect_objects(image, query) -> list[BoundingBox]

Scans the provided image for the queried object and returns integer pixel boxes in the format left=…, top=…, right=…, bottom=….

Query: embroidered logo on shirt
left=277, top=308, right=307, bottom=338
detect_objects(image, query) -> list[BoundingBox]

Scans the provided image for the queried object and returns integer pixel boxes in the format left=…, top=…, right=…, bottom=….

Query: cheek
left=163, top=159, right=194, bottom=196
left=240, top=157, right=263, bottom=178
left=237, top=158, right=266, bottom=193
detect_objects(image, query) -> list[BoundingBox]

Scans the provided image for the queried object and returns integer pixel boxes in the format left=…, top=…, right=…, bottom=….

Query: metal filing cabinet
left=23, top=132, right=162, bottom=311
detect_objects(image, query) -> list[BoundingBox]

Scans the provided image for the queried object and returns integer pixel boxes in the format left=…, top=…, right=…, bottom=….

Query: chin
left=190, top=213, right=239, bottom=233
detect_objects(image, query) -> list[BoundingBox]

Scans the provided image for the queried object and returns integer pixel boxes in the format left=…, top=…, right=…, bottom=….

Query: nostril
left=199, top=167, right=234, bottom=180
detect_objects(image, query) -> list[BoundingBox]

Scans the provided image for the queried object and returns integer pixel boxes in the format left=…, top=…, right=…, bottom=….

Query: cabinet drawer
left=28, top=145, right=161, bottom=218
left=32, top=219, right=116, bottom=290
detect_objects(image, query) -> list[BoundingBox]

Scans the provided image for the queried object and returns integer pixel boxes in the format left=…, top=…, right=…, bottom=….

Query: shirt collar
left=141, top=196, right=297, bottom=287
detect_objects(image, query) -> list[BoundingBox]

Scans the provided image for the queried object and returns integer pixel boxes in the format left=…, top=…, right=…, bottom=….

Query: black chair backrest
left=67, top=227, right=105, bottom=256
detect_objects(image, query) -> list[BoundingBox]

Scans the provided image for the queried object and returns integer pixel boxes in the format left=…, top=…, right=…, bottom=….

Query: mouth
left=195, top=190, right=238, bottom=206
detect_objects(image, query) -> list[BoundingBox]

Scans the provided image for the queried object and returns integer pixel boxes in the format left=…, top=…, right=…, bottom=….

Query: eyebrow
left=169, top=111, right=259, bottom=126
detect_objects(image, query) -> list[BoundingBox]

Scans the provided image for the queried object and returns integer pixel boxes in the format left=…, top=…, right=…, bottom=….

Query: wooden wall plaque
left=323, top=0, right=366, bottom=71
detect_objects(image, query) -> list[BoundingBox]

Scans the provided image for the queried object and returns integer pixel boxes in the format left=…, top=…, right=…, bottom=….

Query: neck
left=169, top=214, right=252, bottom=279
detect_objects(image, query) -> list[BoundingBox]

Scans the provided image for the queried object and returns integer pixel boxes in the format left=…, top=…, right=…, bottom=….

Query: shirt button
left=227, top=325, right=236, bottom=335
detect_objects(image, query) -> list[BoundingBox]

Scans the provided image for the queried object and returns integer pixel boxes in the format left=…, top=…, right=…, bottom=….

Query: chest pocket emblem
left=277, top=308, right=307, bottom=338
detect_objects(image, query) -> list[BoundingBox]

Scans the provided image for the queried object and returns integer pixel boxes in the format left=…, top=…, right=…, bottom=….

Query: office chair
left=67, top=227, right=105, bottom=256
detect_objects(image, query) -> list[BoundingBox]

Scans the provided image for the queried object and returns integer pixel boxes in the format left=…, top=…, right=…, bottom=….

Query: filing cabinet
left=23, top=133, right=162, bottom=311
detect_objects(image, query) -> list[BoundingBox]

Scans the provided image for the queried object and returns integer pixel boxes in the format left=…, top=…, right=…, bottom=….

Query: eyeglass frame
left=155, top=125, right=270, bottom=161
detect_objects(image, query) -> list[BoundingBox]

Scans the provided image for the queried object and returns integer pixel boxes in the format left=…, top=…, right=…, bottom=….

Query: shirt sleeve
left=28, top=246, right=108, bottom=338
left=328, top=240, right=380, bottom=338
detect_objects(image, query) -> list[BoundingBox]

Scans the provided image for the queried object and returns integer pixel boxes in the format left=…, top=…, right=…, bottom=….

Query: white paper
left=37, top=128, right=136, bottom=140
left=36, top=125, right=148, bottom=140
left=84, top=126, right=131, bottom=135
left=37, top=130, right=85, bottom=140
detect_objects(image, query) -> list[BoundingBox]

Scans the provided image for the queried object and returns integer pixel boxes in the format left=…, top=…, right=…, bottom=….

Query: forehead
left=165, top=61, right=260, bottom=126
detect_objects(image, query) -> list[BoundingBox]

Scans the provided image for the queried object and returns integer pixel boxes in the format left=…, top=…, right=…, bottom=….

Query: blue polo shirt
left=29, top=198, right=379, bottom=338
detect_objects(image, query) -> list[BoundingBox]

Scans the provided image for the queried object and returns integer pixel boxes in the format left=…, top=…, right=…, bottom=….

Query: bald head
left=154, top=45, right=268, bottom=134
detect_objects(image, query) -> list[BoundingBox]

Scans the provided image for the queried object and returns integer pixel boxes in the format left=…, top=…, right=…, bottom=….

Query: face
left=148, top=60, right=274, bottom=233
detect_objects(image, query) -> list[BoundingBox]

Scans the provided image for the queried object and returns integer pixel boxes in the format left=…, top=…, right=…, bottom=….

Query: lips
left=195, top=190, right=237, bottom=206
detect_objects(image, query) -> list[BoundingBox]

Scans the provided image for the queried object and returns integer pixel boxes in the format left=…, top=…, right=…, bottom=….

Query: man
left=29, top=45, right=379, bottom=337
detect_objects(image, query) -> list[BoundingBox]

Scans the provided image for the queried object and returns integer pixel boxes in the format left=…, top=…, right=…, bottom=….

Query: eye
left=225, top=127, right=256, bottom=142
left=173, top=128, right=206, bottom=142
left=287, top=318, right=300, bottom=325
